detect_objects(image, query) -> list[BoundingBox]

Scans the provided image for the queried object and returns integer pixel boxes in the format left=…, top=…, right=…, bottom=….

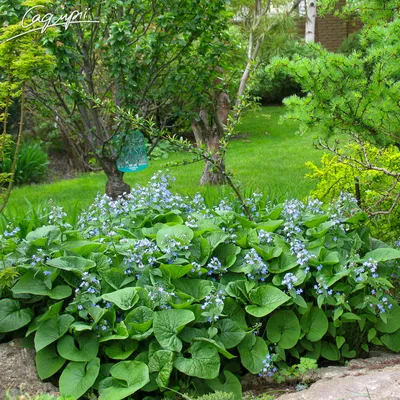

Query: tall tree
left=26, top=0, right=233, bottom=196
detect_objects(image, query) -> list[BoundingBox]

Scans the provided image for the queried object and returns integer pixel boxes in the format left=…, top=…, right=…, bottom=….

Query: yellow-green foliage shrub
left=306, top=144, right=400, bottom=242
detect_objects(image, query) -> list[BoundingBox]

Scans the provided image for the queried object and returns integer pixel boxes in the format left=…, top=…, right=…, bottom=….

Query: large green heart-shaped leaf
left=35, top=343, right=66, bottom=379
left=267, top=310, right=300, bottom=349
left=174, top=341, right=220, bottom=379
left=38, top=301, right=63, bottom=322
left=215, top=319, right=246, bottom=349
left=47, top=256, right=96, bottom=272
left=160, top=264, right=193, bottom=279
left=153, top=309, right=195, bottom=352
left=59, top=358, right=100, bottom=399
left=381, top=330, right=400, bottom=352
left=0, top=299, right=33, bottom=333
left=26, top=225, right=61, bottom=245
left=188, top=237, right=210, bottom=265
left=238, top=333, right=268, bottom=374
left=62, top=240, right=103, bottom=256
left=57, top=332, right=99, bottom=361
left=213, top=243, right=241, bottom=268
left=321, top=341, right=341, bottom=361
left=207, top=370, right=242, bottom=400
left=172, top=279, right=214, bottom=301
left=105, top=340, right=138, bottom=360
left=34, top=314, right=74, bottom=351
left=12, top=270, right=72, bottom=299
left=98, top=361, right=150, bottom=400
left=148, top=350, right=174, bottom=388
left=102, top=287, right=139, bottom=310
left=246, top=285, right=290, bottom=317
left=125, top=306, right=154, bottom=334
left=300, top=307, right=328, bottom=342
left=156, top=224, right=194, bottom=251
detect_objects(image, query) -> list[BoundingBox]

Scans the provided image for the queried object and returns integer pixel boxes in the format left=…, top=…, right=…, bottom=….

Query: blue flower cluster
left=243, top=248, right=268, bottom=281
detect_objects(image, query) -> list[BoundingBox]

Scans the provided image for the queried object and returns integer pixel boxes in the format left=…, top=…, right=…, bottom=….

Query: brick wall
left=296, top=1, right=362, bottom=52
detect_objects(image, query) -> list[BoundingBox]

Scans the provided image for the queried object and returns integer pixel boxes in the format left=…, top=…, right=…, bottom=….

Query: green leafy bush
left=1, top=173, right=400, bottom=399
left=249, top=42, right=315, bottom=105
left=1, top=142, right=49, bottom=185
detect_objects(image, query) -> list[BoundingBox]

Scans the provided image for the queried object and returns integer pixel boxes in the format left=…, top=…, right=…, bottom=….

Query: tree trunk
left=200, top=135, right=226, bottom=186
left=103, top=160, right=130, bottom=199
left=192, top=91, right=230, bottom=186
left=305, top=1, right=317, bottom=43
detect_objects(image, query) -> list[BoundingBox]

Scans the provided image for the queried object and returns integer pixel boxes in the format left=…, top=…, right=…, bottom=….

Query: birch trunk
left=305, top=1, right=317, bottom=43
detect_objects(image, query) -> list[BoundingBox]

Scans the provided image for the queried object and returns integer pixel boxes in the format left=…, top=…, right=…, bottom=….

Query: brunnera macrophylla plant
left=1, top=172, right=400, bottom=400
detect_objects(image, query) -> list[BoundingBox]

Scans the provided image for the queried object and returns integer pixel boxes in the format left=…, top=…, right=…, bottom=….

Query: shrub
left=305, top=144, right=400, bottom=243
left=249, top=41, right=315, bottom=105
left=0, top=142, right=49, bottom=185
left=1, top=173, right=400, bottom=399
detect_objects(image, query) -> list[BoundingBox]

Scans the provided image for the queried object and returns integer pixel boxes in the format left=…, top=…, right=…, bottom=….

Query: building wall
left=296, top=2, right=362, bottom=52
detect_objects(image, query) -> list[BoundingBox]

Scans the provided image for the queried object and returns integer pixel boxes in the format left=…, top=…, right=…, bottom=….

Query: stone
left=277, top=353, right=400, bottom=400
left=0, top=339, right=59, bottom=399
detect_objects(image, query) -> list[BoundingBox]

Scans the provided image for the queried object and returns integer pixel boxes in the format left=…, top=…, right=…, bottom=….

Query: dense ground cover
left=6, top=107, right=322, bottom=213
left=1, top=173, right=400, bottom=400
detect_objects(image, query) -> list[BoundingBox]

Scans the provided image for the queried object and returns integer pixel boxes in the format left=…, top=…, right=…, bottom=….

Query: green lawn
left=5, top=106, right=323, bottom=214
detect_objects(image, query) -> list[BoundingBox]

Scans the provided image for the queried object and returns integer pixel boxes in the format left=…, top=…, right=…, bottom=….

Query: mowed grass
left=5, top=106, right=324, bottom=214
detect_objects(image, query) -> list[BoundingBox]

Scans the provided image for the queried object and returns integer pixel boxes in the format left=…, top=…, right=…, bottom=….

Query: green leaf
left=26, top=225, right=60, bottom=245
left=238, top=333, right=268, bottom=374
left=336, top=336, right=345, bottom=349
left=300, top=307, right=328, bottom=342
left=213, top=243, right=241, bottom=267
left=148, top=350, right=174, bottom=388
left=267, top=310, right=300, bottom=349
left=174, top=341, right=220, bottom=379
left=368, top=328, right=376, bottom=342
left=153, top=309, right=195, bottom=351
left=225, top=280, right=255, bottom=304
left=381, top=330, right=400, bottom=352
left=105, top=340, right=138, bottom=360
left=12, top=270, right=72, bottom=299
left=47, top=256, right=96, bottom=272
left=172, top=279, right=213, bottom=301
left=59, top=358, right=100, bottom=399
left=36, top=343, right=66, bottom=379
left=57, top=332, right=99, bottom=361
left=125, top=306, right=154, bottom=334
left=333, top=308, right=343, bottom=321
left=194, top=337, right=236, bottom=359
left=321, top=341, right=340, bottom=361
left=62, top=240, right=103, bottom=255
left=375, top=303, right=400, bottom=333
left=341, top=312, right=361, bottom=322
left=246, top=285, right=290, bottom=317
left=98, top=361, right=150, bottom=400
left=362, top=248, right=400, bottom=262
left=38, top=301, right=63, bottom=322
left=215, top=319, right=246, bottom=349
left=156, top=224, right=194, bottom=251
left=0, top=299, right=33, bottom=333
left=207, top=370, right=242, bottom=400
left=188, top=237, right=210, bottom=265
left=102, top=287, right=139, bottom=310
left=160, top=263, right=193, bottom=279
left=34, top=314, right=74, bottom=351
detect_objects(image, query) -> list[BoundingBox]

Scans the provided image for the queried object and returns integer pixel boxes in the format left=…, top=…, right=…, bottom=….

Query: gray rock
left=0, top=339, right=59, bottom=399
left=277, top=353, right=400, bottom=400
